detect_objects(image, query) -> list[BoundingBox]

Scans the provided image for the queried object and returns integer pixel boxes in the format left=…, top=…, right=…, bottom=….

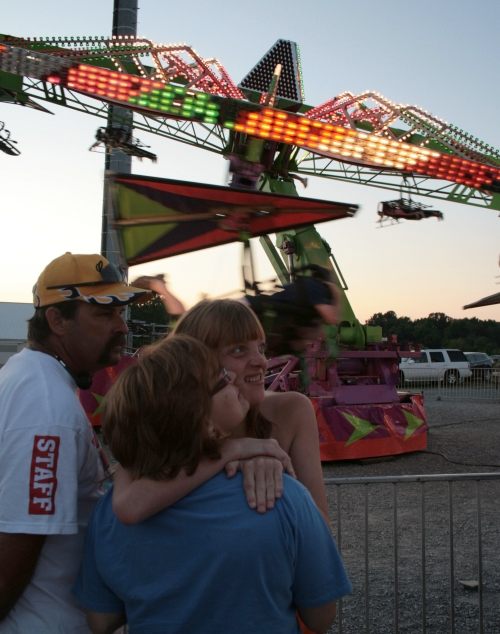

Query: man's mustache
left=98, top=335, right=127, bottom=364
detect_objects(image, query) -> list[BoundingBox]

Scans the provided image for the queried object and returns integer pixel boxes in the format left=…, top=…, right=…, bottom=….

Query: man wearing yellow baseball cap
left=32, top=252, right=150, bottom=309
left=0, top=253, right=150, bottom=632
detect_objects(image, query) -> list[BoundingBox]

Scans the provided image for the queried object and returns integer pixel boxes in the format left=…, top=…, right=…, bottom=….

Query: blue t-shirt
left=74, top=473, right=351, bottom=634
left=270, top=277, right=333, bottom=309
left=247, top=277, right=333, bottom=324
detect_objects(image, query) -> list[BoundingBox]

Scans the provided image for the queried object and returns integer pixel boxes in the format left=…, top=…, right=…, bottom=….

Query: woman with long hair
left=113, top=298, right=328, bottom=522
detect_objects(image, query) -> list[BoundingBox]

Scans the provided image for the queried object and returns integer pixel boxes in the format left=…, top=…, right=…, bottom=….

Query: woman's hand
left=222, top=438, right=295, bottom=513
left=222, top=437, right=295, bottom=476
left=236, top=456, right=284, bottom=513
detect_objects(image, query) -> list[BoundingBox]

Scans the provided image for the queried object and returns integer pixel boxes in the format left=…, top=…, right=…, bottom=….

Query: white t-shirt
left=0, top=348, right=103, bottom=633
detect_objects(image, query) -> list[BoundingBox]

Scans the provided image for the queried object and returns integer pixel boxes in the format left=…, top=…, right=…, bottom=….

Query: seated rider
left=133, top=265, right=340, bottom=357
left=244, top=265, right=340, bottom=355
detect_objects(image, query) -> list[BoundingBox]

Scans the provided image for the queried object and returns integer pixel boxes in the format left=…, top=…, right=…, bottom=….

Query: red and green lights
left=50, top=64, right=221, bottom=124
left=1, top=41, right=497, bottom=192
left=48, top=62, right=500, bottom=191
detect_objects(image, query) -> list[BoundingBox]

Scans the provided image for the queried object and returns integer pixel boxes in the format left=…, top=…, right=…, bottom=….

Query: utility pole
left=100, top=0, right=138, bottom=268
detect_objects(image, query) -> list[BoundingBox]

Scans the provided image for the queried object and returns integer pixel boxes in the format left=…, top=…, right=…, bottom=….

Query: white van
left=399, top=349, right=472, bottom=386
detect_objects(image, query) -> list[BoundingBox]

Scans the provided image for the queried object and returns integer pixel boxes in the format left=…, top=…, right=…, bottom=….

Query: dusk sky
left=2, top=0, right=499, bottom=322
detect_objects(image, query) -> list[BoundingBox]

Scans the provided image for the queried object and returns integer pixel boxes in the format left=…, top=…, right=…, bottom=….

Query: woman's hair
left=173, top=298, right=265, bottom=350
left=173, top=299, right=271, bottom=439
left=102, top=334, right=221, bottom=480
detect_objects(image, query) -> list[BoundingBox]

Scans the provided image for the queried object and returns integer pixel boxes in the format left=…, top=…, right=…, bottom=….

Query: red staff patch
left=29, top=435, right=60, bottom=515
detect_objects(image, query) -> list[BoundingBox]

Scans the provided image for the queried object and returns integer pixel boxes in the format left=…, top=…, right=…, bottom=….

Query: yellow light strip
left=233, top=108, right=500, bottom=188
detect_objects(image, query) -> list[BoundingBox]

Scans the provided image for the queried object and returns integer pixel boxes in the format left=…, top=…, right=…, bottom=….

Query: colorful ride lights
left=43, top=61, right=500, bottom=190
left=58, top=64, right=220, bottom=124
left=228, top=109, right=500, bottom=189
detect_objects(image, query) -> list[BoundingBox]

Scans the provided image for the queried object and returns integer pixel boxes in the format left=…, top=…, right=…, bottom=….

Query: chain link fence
left=325, top=473, right=500, bottom=634
left=399, top=368, right=500, bottom=403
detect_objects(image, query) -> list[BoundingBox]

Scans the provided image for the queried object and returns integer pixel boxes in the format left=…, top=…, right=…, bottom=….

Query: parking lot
left=322, top=395, right=500, bottom=633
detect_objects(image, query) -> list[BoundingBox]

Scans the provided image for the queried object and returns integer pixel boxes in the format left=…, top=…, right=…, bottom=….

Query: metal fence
left=399, top=368, right=500, bottom=402
left=325, top=473, right=500, bottom=634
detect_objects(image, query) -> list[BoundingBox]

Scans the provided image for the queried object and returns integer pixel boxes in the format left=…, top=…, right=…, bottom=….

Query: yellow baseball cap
left=33, top=252, right=151, bottom=308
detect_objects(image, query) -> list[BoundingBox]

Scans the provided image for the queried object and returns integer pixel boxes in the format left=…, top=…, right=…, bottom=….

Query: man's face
left=61, top=302, right=129, bottom=373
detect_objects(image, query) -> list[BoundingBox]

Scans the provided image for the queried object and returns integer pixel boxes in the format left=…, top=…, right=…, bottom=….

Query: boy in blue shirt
left=74, top=335, right=351, bottom=633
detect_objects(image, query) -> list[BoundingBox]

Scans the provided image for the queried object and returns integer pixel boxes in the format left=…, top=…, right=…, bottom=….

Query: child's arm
left=113, top=437, right=294, bottom=524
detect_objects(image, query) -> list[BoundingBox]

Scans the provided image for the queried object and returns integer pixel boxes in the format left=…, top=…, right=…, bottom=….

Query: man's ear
left=44, top=306, right=68, bottom=336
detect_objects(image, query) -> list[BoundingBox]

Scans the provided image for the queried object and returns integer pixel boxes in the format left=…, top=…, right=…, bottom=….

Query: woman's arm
left=298, top=601, right=337, bottom=634
left=113, top=437, right=294, bottom=524
left=314, top=282, right=341, bottom=325
left=314, top=303, right=338, bottom=325
left=262, top=392, right=330, bottom=523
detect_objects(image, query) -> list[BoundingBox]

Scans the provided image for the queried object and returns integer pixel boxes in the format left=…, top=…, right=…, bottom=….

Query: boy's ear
left=44, top=305, right=68, bottom=336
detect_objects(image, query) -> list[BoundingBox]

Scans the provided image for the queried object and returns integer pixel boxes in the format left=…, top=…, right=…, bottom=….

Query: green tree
left=365, top=311, right=500, bottom=354
left=130, top=296, right=169, bottom=325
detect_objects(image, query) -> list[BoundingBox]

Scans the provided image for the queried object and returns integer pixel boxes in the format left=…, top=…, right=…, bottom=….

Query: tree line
left=131, top=300, right=500, bottom=355
left=365, top=311, right=500, bottom=355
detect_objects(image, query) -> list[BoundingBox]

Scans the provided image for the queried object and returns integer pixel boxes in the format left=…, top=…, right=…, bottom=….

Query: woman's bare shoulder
left=261, top=390, right=313, bottom=418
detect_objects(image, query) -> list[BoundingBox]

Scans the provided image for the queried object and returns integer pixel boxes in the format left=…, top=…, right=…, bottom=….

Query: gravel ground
left=321, top=393, right=500, bottom=634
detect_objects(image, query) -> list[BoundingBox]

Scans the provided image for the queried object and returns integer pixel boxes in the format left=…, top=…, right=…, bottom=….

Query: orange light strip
left=233, top=109, right=500, bottom=189
left=66, top=64, right=165, bottom=100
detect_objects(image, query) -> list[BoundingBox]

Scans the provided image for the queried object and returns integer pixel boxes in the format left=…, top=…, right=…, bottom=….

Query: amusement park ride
left=1, top=33, right=499, bottom=461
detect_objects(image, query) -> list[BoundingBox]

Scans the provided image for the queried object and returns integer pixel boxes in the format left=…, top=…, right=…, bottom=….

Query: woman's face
left=210, top=369, right=249, bottom=436
left=219, top=339, right=267, bottom=407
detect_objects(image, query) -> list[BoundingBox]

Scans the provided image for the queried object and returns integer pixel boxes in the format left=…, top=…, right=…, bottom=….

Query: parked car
left=399, top=349, right=472, bottom=386
left=464, top=352, right=494, bottom=382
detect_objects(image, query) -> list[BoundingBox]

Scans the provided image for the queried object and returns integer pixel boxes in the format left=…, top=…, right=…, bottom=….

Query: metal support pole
left=100, top=0, right=138, bottom=267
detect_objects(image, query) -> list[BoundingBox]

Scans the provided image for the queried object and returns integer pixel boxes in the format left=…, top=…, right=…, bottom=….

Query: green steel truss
left=1, top=34, right=500, bottom=211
